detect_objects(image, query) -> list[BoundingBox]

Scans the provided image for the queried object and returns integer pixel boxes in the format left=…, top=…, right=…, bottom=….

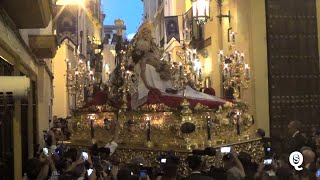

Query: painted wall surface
left=203, top=0, right=269, bottom=135
left=37, top=66, right=53, bottom=144
left=52, top=42, right=72, bottom=118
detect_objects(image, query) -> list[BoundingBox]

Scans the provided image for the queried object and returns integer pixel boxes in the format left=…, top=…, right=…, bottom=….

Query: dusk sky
left=102, top=0, right=143, bottom=39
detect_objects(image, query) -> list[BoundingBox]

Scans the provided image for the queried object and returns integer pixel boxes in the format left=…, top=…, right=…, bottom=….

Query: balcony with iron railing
left=0, top=0, right=52, bottom=29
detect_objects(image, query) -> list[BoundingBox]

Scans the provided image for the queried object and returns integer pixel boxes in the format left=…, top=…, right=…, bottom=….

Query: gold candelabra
left=218, top=50, right=250, bottom=102
left=66, top=53, right=94, bottom=109
left=119, top=50, right=138, bottom=111
left=170, top=44, right=204, bottom=114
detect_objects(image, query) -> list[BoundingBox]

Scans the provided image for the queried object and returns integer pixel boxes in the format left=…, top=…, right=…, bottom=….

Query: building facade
left=0, top=0, right=57, bottom=179
left=103, top=24, right=127, bottom=45
left=52, top=0, right=105, bottom=118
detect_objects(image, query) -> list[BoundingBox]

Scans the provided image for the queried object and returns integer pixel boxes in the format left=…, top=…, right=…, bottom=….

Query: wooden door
left=266, top=0, right=320, bottom=145
left=0, top=58, right=14, bottom=179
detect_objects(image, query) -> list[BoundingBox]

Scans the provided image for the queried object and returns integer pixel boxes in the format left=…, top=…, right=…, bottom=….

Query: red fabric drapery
left=84, top=88, right=225, bottom=109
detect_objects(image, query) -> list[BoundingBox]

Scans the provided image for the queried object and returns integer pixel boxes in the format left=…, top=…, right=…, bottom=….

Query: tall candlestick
left=146, top=117, right=151, bottom=141
left=207, top=116, right=212, bottom=140
left=91, top=119, right=95, bottom=138
left=179, top=62, right=183, bottom=78
left=234, top=51, right=239, bottom=63
left=75, top=70, right=79, bottom=82
left=240, top=53, right=245, bottom=64
left=192, top=50, right=197, bottom=61
left=245, top=64, right=250, bottom=79
left=89, top=70, right=93, bottom=81
left=218, top=50, right=224, bottom=62
left=236, top=118, right=240, bottom=136
left=88, top=114, right=95, bottom=139
left=231, top=32, right=236, bottom=43
left=223, top=64, right=229, bottom=78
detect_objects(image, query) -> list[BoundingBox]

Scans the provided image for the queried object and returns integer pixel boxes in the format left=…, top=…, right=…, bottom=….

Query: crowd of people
left=23, top=119, right=320, bottom=180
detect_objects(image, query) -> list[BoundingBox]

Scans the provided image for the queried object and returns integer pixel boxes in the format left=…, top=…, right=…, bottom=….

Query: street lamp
left=56, top=0, right=86, bottom=11
left=191, top=0, right=210, bottom=24
left=56, top=0, right=85, bottom=6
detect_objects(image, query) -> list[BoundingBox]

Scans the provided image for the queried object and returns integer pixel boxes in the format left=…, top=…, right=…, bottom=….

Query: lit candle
left=179, top=62, right=183, bottom=78
left=75, top=70, right=79, bottom=83
left=89, top=70, right=93, bottom=80
left=236, top=118, right=240, bottom=136
left=223, top=64, right=229, bottom=78
left=186, top=50, right=190, bottom=61
left=240, top=53, right=245, bottom=64
left=146, top=116, right=151, bottom=141
left=207, top=116, right=212, bottom=141
left=231, top=32, right=236, bottom=43
left=89, top=114, right=95, bottom=139
left=234, top=51, right=239, bottom=63
left=245, top=64, right=250, bottom=79
left=251, top=115, right=255, bottom=125
left=235, top=111, right=240, bottom=136
left=192, top=49, right=197, bottom=61
left=218, top=50, right=224, bottom=62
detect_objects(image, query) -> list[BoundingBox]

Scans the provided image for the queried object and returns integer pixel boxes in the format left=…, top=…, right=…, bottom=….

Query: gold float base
left=65, top=138, right=264, bottom=176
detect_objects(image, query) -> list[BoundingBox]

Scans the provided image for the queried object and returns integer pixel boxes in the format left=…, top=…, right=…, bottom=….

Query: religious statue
left=128, top=21, right=226, bottom=109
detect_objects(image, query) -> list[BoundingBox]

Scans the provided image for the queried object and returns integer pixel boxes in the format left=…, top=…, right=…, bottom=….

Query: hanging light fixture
left=192, top=0, right=210, bottom=25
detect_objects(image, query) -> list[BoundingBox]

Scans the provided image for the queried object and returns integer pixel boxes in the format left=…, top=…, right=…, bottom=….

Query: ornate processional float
left=65, top=21, right=264, bottom=172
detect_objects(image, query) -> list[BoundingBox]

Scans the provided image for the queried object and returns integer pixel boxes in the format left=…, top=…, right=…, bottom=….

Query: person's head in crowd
left=53, top=115, right=58, bottom=122
left=65, top=148, right=78, bottom=162
left=302, top=148, right=316, bottom=169
left=296, top=168, right=317, bottom=180
left=58, top=172, right=77, bottom=180
left=130, top=156, right=145, bottom=167
left=117, top=167, right=132, bottom=180
left=162, top=162, right=178, bottom=180
left=98, top=147, right=111, bottom=160
left=45, top=133, right=53, bottom=147
left=53, top=117, right=61, bottom=128
left=222, top=153, right=237, bottom=170
left=237, top=152, right=257, bottom=178
left=276, top=168, right=293, bottom=180
left=237, top=152, right=252, bottom=165
left=287, top=120, right=301, bottom=135
left=256, top=128, right=266, bottom=138
left=260, top=171, right=278, bottom=180
left=51, top=153, right=61, bottom=166
left=186, top=155, right=203, bottom=171
left=56, top=157, right=71, bottom=174
left=60, top=118, right=67, bottom=128
left=71, top=163, right=85, bottom=178
left=26, top=158, right=42, bottom=180
left=276, top=154, right=290, bottom=169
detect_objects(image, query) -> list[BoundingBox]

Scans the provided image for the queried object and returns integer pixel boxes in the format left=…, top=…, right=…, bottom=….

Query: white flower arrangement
left=221, top=118, right=230, bottom=125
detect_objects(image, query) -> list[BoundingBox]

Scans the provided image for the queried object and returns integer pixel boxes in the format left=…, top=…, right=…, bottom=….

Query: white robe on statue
left=131, top=63, right=226, bottom=110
